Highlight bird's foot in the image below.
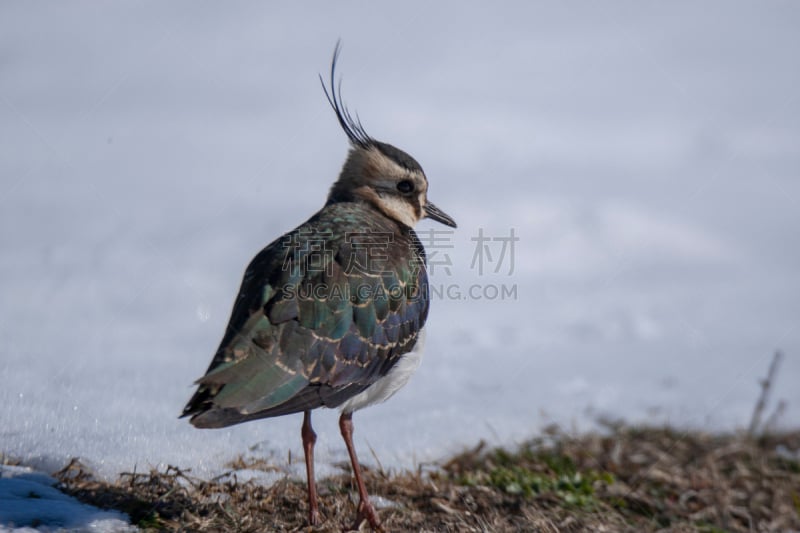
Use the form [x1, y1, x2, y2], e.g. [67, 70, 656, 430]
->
[308, 508, 322, 527]
[347, 499, 383, 532]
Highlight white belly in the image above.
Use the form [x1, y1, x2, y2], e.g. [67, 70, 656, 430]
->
[338, 329, 426, 414]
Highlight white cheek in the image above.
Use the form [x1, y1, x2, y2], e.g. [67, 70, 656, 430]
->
[378, 196, 418, 227]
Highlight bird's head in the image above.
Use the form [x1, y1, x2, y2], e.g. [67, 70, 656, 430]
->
[321, 44, 456, 230]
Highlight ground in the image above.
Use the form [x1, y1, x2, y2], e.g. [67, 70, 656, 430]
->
[47, 424, 800, 532]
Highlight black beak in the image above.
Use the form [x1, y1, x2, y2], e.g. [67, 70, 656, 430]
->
[424, 202, 457, 228]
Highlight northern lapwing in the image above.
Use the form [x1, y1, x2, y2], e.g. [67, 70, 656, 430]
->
[181, 43, 456, 531]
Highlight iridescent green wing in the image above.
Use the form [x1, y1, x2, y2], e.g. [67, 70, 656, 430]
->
[181, 228, 314, 423]
[302, 222, 430, 406]
[183, 205, 429, 424]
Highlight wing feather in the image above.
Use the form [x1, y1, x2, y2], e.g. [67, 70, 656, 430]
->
[182, 203, 429, 427]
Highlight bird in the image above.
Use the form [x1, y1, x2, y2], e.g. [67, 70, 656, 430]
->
[181, 43, 456, 531]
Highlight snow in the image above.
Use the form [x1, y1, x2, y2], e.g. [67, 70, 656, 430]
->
[0, 466, 133, 532]
[2, 2, 800, 530]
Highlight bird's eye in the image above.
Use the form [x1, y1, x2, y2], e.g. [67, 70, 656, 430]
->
[396, 180, 415, 194]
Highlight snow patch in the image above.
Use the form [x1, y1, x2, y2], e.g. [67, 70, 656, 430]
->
[0, 466, 133, 532]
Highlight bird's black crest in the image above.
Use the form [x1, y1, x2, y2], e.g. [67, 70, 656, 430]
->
[374, 141, 424, 173]
[320, 41, 374, 148]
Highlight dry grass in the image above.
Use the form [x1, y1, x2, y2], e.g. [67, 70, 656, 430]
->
[53, 424, 800, 532]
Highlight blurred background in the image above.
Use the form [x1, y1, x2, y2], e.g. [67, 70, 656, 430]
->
[1, 2, 798, 479]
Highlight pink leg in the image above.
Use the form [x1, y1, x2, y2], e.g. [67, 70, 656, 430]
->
[301, 410, 321, 526]
[339, 412, 383, 532]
